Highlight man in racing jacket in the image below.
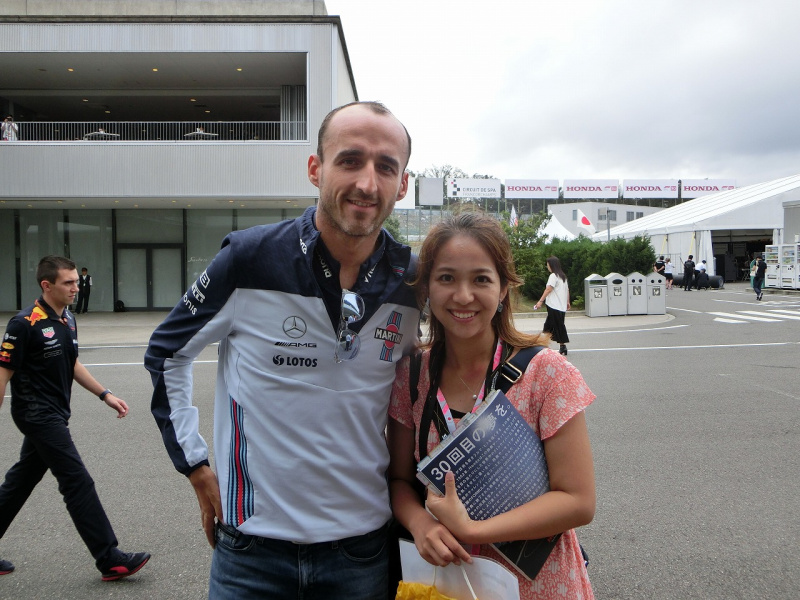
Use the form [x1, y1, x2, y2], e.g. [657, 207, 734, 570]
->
[145, 101, 418, 599]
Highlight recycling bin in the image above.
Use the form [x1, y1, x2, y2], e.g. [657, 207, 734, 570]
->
[626, 272, 647, 315]
[606, 272, 627, 316]
[584, 274, 608, 318]
[646, 272, 666, 314]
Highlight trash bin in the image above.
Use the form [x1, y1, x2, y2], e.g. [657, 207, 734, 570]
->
[646, 272, 666, 314]
[626, 272, 647, 315]
[606, 272, 627, 316]
[584, 274, 608, 318]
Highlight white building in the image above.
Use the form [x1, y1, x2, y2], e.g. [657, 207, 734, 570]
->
[0, 0, 355, 311]
[592, 174, 800, 280]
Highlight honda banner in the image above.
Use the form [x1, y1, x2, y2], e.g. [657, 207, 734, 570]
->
[504, 179, 559, 199]
[681, 179, 737, 198]
[622, 179, 679, 199]
[562, 179, 619, 200]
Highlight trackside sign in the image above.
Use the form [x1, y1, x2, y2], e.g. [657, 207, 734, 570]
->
[505, 179, 559, 199]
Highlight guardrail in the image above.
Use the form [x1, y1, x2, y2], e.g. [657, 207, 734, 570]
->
[9, 121, 307, 142]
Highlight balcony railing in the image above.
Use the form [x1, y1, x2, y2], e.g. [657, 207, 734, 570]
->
[10, 121, 307, 142]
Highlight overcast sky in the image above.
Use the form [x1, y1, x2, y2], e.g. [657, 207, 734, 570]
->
[325, 0, 800, 186]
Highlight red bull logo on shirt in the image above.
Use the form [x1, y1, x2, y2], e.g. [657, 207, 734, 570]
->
[25, 306, 47, 326]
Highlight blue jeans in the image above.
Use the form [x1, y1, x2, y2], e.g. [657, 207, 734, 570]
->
[209, 521, 389, 600]
[754, 277, 764, 297]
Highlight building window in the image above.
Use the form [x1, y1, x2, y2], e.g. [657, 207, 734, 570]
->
[608, 209, 617, 221]
[626, 211, 635, 222]
[572, 209, 578, 221]
[636, 211, 644, 219]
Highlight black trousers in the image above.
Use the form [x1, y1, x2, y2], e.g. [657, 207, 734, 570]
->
[76, 288, 90, 313]
[0, 416, 118, 569]
[683, 272, 694, 290]
[543, 305, 570, 344]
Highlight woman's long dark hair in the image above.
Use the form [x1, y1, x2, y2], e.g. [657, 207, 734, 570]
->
[414, 210, 549, 350]
[547, 256, 567, 282]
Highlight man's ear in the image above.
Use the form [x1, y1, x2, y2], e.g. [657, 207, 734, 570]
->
[395, 171, 409, 202]
[308, 154, 322, 188]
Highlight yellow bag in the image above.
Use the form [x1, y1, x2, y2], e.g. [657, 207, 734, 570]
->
[395, 563, 478, 600]
[395, 580, 458, 600]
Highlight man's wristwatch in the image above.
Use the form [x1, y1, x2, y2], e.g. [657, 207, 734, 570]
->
[99, 389, 112, 401]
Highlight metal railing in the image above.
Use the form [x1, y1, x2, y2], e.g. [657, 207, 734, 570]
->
[11, 121, 307, 142]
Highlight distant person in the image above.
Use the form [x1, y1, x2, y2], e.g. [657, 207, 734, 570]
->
[683, 255, 696, 291]
[1, 116, 18, 141]
[749, 254, 759, 290]
[663, 258, 674, 289]
[0, 255, 150, 581]
[76, 267, 92, 313]
[654, 256, 665, 275]
[535, 256, 571, 356]
[695, 260, 709, 290]
[753, 255, 767, 300]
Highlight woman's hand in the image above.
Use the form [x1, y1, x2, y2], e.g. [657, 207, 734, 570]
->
[425, 472, 479, 543]
[409, 510, 473, 567]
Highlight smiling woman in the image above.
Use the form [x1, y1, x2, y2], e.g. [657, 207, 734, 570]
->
[387, 211, 597, 600]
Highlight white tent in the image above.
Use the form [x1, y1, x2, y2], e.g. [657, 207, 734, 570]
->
[541, 214, 577, 241]
[592, 174, 800, 277]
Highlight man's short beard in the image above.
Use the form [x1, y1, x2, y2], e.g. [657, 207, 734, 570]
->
[318, 196, 386, 239]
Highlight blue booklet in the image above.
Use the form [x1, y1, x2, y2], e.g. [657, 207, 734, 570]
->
[416, 389, 560, 581]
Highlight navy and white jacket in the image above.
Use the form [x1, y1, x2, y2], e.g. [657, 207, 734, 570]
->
[145, 207, 419, 543]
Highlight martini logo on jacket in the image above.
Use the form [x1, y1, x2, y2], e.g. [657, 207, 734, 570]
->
[375, 311, 403, 362]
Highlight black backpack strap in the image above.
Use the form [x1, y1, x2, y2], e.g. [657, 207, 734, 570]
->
[497, 346, 546, 393]
[417, 349, 450, 463]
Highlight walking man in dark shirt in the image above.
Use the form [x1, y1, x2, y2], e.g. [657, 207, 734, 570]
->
[753, 255, 767, 300]
[654, 256, 665, 275]
[683, 255, 696, 291]
[0, 255, 150, 581]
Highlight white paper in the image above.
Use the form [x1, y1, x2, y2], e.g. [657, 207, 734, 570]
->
[399, 539, 520, 600]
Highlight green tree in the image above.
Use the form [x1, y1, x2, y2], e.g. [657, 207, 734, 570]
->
[500, 211, 551, 300]
[383, 213, 406, 243]
[597, 235, 656, 276]
[502, 219, 655, 308]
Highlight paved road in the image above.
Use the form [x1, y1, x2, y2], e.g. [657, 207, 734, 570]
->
[0, 282, 798, 599]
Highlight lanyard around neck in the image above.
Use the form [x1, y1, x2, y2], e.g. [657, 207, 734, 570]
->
[435, 340, 505, 435]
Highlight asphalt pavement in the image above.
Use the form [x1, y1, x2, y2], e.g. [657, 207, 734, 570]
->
[0, 282, 798, 599]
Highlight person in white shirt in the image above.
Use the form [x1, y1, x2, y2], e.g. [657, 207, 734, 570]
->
[534, 256, 571, 356]
[1, 116, 18, 141]
[663, 258, 674, 289]
[695, 259, 709, 290]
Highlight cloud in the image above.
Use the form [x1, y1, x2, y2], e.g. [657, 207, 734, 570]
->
[329, 0, 800, 185]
